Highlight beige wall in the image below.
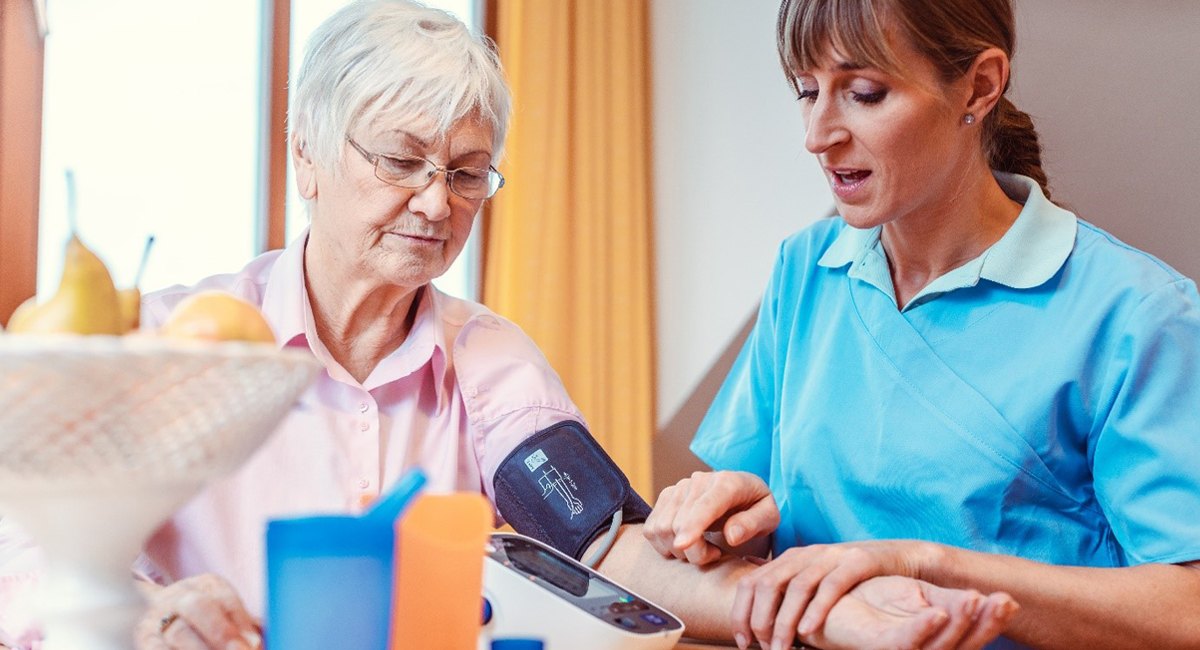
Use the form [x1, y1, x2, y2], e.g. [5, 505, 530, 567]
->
[1011, 0, 1200, 281]
[650, 0, 1200, 488]
[651, 0, 831, 435]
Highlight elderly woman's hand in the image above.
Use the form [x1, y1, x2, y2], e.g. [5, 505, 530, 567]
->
[134, 574, 260, 650]
[643, 471, 780, 565]
[795, 576, 1018, 650]
[732, 540, 996, 649]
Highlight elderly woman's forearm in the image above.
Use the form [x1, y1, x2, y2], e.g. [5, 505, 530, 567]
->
[930, 544, 1200, 650]
[592, 524, 750, 640]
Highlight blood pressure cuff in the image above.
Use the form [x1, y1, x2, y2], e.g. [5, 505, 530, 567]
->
[493, 420, 652, 560]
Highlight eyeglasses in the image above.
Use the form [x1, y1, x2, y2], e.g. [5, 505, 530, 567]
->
[346, 137, 505, 200]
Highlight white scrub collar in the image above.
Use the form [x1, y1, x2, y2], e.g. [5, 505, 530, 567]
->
[817, 172, 1078, 292]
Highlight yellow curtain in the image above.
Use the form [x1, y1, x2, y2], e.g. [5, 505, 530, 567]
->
[484, 0, 656, 497]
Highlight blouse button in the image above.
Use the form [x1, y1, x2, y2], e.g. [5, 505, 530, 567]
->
[358, 478, 370, 489]
[358, 402, 369, 413]
[359, 420, 370, 432]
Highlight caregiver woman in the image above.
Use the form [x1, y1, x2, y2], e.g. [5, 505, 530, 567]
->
[643, 0, 1200, 649]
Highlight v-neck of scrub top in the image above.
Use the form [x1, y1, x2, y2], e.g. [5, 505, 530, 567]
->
[816, 173, 1078, 313]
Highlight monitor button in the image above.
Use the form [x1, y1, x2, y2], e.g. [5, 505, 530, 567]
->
[640, 613, 668, 626]
[615, 617, 638, 629]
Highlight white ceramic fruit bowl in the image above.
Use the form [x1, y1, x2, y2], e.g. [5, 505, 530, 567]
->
[0, 335, 323, 650]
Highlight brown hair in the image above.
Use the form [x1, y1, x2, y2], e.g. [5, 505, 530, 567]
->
[776, 0, 1051, 197]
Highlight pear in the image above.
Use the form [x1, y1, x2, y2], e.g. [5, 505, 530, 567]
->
[159, 291, 276, 344]
[117, 235, 156, 333]
[8, 235, 123, 336]
[117, 288, 141, 332]
[6, 296, 37, 332]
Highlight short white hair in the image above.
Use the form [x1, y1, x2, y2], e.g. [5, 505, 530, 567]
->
[290, 0, 511, 170]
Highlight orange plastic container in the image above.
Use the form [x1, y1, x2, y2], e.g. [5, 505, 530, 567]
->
[390, 493, 492, 650]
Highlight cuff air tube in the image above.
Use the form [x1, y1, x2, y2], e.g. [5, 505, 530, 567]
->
[493, 420, 651, 560]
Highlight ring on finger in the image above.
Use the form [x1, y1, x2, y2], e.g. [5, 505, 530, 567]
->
[160, 613, 180, 634]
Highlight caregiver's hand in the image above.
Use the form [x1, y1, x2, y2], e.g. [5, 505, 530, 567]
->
[734, 540, 995, 647]
[644, 471, 779, 565]
[795, 576, 1019, 650]
[134, 574, 261, 650]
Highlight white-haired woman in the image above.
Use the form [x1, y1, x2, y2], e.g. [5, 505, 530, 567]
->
[0, 2, 1020, 650]
[131, 1, 544, 648]
[1, 2, 526, 648]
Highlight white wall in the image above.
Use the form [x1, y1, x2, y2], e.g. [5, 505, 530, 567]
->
[651, 0, 1200, 432]
[651, 0, 831, 428]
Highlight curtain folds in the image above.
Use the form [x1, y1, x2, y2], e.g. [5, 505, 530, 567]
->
[484, 0, 656, 497]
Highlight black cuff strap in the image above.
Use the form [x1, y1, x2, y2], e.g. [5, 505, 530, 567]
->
[493, 420, 651, 560]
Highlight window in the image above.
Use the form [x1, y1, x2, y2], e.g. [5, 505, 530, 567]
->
[39, 0, 482, 301]
[38, 0, 261, 295]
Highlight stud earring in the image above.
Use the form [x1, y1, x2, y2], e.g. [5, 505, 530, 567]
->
[964, 114, 976, 125]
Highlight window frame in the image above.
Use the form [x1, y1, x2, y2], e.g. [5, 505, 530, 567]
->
[0, 0, 47, 326]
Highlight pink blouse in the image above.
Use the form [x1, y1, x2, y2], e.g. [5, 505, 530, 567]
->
[0, 232, 583, 646]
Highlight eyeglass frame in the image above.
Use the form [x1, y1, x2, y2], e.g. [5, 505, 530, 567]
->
[345, 136, 505, 199]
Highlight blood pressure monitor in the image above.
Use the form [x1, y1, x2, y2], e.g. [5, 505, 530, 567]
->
[479, 533, 685, 650]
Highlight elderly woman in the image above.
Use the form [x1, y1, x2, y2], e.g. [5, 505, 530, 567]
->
[0, 2, 1020, 650]
[643, 1, 1200, 649]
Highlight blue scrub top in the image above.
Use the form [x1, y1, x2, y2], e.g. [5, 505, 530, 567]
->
[692, 173, 1200, 572]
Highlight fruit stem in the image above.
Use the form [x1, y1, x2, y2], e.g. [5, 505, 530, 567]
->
[65, 168, 78, 233]
[134, 235, 155, 287]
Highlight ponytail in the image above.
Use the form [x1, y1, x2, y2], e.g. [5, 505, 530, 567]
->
[986, 97, 1051, 198]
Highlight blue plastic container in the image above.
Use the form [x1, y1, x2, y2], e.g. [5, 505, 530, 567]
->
[491, 639, 545, 650]
[265, 515, 394, 650]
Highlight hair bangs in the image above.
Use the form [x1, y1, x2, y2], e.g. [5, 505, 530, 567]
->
[358, 26, 510, 156]
[291, 0, 511, 174]
[777, 0, 903, 92]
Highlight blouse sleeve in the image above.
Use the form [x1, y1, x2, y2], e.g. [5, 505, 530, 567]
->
[453, 313, 587, 512]
[1091, 278, 1200, 565]
[0, 517, 42, 649]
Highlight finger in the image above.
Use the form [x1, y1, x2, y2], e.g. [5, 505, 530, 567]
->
[748, 550, 826, 640]
[954, 593, 1019, 650]
[681, 538, 724, 566]
[645, 485, 681, 555]
[175, 590, 244, 650]
[722, 493, 780, 546]
[796, 562, 870, 636]
[952, 598, 1000, 650]
[162, 617, 212, 650]
[138, 636, 170, 650]
[676, 472, 773, 549]
[134, 617, 171, 650]
[201, 576, 262, 643]
[890, 606, 951, 650]
[650, 481, 677, 510]
[664, 479, 696, 549]
[921, 590, 982, 650]
[731, 568, 763, 649]
[672, 476, 724, 550]
[749, 570, 790, 649]
[770, 579, 813, 650]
